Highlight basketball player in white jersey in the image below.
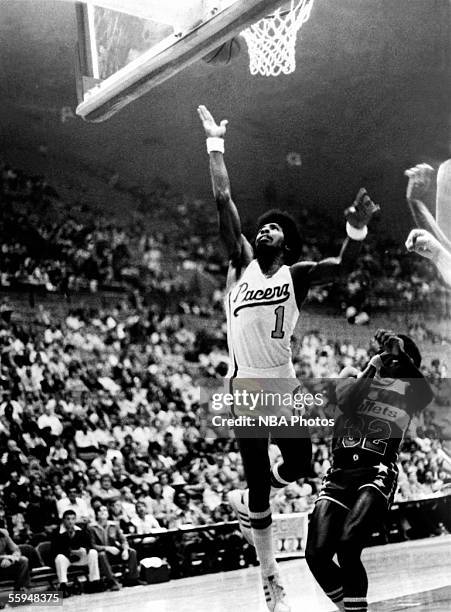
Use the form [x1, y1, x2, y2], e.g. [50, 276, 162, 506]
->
[405, 160, 451, 287]
[197, 104, 379, 612]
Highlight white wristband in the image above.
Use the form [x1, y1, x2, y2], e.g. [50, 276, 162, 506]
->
[206, 137, 225, 154]
[346, 222, 368, 241]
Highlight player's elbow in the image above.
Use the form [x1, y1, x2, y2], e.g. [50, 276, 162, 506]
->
[215, 188, 232, 208]
[331, 256, 347, 276]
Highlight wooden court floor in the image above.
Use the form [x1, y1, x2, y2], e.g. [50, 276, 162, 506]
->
[19, 537, 451, 612]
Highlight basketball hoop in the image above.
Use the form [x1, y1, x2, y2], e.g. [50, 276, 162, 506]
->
[241, 0, 315, 76]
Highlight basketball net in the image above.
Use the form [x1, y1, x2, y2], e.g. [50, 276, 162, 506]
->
[241, 0, 315, 76]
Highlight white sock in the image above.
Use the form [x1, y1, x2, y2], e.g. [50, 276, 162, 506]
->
[251, 523, 278, 577]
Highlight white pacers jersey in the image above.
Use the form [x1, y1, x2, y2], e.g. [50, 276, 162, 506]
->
[225, 259, 299, 378]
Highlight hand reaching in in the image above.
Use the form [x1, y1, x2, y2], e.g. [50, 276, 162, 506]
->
[405, 228, 442, 261]
[374, 329, 405, 356]
[197, 105, 228, 138]
[405, 163, 434, 202]
[345, 188, 380, 229]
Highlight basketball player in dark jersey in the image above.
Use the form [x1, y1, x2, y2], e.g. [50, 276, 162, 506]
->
[305, 329, 433, 612]
[197, 104, 379, 611]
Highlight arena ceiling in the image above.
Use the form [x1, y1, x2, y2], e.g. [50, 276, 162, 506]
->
[0, 0, 450, 235]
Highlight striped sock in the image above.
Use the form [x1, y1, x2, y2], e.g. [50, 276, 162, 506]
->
[343, 596, 368, 611]
[249, 508, 277, 577]
[326, 586, 344, 610]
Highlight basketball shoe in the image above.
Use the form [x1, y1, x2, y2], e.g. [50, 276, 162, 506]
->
[228, 490, 291, 611]
[263, 572, 291, 612]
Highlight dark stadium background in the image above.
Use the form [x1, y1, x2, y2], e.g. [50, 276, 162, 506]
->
[1, 0, 450, 237]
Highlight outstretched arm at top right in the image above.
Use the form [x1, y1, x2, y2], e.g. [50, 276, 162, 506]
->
[405, 163, 451, 252]
[406, 228, 451, 287]
[197, 105, 253, 271]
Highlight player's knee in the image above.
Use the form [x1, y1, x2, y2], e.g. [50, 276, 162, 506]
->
[305, 538, 331, 571]
[305, 543, 318, 569]
[276, 464, 302, 483]
[55, 554, 68, 565]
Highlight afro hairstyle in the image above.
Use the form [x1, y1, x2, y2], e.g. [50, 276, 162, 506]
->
[254, 209, 301, 265]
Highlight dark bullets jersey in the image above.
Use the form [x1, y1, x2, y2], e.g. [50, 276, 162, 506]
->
[332, 376, 413, 468]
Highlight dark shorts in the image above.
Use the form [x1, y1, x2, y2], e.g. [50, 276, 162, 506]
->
[316, 463, 398, 511]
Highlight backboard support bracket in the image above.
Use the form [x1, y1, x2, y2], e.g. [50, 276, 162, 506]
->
[75, 0, 284, 122]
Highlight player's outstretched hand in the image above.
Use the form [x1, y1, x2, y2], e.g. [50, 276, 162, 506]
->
[197, 105, 228, 138]
[405, 228, 441, 261]
[344, 188, 380, 229]
[404, 163, 434, 202]
[374, 328, 394, 346]
[374, 329, 404, 356]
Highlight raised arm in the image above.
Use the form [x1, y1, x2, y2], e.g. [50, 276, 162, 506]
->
[405, 163, 451, 287]
[197, 105, 253, 275]
[406, 228, 451, 287]
[290, 188, 379, 296]
[376, 330, 433, 412]
[405, 163, 451, 251]
[335, 354, 381, 416]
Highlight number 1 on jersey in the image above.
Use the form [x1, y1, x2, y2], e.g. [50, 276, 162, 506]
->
[271, 305, 285, 339]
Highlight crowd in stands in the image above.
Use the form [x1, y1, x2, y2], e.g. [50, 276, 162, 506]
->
[0, 304, 449, 548]
[0, 160, 450, 593]
[1, 161, 450, 317]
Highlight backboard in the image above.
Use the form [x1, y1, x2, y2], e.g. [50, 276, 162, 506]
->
[75, 0, 285, 122]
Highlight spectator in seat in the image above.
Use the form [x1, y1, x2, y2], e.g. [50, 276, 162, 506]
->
[1, 403, 24, 448]
[91, 445, 114, 476]
[1, 443, 28, 476]
[131, 501, 161, 535]
[56, 486, 94, 524]
[109, 499, 135, 534]
[92, 475, 121, 505]
[202, 476, 223, 512]
[47, 439, 69, 467]
[159, 472, 175, 502]
[85, 467, 100, 496]
[88, 505, 142, 589]
[22, 429, 47, 463]
[41, 486, 60, 533]
[111, 465, 132, 490]
[0, 393, 22, 421]
[105, 440, 123, 466]
[169, 490, 208, 528]
[26, 484, 53, 539]
[0, 527, 30, 592]
[120, 487, 138, 519]
[74, 422, 99, 461]
[3, 470, 28, 516]
[148, 482, 177, 528]
[37, 401, 63, 441]
[52, 510, 101, 597]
